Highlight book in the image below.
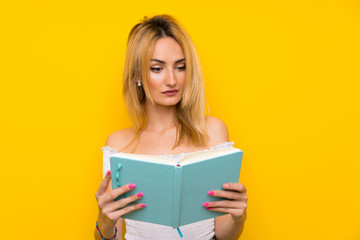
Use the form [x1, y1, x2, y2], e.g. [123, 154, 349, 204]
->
[110, 146, 243, 228]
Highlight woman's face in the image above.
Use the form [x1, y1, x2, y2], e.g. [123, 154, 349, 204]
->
[146, 37, 186, 107]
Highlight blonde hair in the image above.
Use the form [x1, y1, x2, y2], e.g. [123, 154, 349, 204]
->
[122, 14, 208, 151]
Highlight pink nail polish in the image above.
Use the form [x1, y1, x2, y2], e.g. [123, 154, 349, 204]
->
[106, 170, 111, 176]
[137, 192, 143, 197]
[208, 191, 215, 195]
[206, 207, 211, 210]
[140, 204, 146, 208]
[128, 183, 135, 189]
[203, 202, 209, 207]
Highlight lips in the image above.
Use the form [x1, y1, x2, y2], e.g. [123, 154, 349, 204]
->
[162, 89, 178, 94]
[162, 89, 179, 96]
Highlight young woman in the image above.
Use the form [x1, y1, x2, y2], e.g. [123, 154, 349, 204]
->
[95, 15, 248, 240]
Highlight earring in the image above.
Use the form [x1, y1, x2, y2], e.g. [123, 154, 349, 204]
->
[137, 80, 141, 87]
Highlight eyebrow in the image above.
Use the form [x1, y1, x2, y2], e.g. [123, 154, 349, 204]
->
[150, 58, 185, 64]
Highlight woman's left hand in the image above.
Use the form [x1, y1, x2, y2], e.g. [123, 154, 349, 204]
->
[204, 183, 248, 223]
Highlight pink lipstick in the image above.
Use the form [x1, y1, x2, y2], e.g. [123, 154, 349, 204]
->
[162, 89, 178, 96]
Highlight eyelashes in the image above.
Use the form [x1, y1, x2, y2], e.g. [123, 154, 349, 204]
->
[150, 67, 161, 72]
[150, 66, 186, 73]
[177, 66, 186, 71]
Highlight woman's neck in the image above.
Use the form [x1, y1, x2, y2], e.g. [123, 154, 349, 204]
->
[144, 101, 177, 133]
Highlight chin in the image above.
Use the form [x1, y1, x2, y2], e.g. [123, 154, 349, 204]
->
[154, 99, 182, 107]
[162, 102, 181, 107]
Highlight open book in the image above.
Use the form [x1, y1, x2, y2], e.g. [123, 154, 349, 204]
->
[110, 146, 243, 228]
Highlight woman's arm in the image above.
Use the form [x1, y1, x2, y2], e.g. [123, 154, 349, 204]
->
[94, 129, 144, 240]
[211, 183, 248, 240]
[215, 211, 246, 239]
[206, 116, 248, 239]
[94, 178, 124, 240]
[94, 172, 145, 240]
[94, 214, 122, 240]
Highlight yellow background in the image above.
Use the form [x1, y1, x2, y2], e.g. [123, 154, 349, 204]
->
[1, 1, 359, 239]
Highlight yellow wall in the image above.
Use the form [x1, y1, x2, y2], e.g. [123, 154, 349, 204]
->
[1, 1, 359, 239]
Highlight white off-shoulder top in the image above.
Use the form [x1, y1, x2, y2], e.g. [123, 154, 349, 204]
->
[101, 142, 234, 240]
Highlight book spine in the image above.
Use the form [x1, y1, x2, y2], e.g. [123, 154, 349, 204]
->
[171, 165, 183, 228]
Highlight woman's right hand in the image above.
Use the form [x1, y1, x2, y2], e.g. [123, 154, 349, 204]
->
[95, 170, 146, 238]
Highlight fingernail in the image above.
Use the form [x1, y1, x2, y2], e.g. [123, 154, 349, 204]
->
[128, 183, 135, 189]
[203, 202, 209, 207]
[106, 170, 111, 176]
[206, 207, 211, 210]
[137, 192, 143, 197]
[223, 183, 229, 188]
[208, 191, 215, 195]
[140, 204, 146, 208]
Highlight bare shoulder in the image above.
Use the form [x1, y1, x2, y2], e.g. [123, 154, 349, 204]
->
[105, 127, 135, 151]
[206, 116, 229, 147]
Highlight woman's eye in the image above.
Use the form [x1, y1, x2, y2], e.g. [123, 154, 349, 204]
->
[150, 67, 162, 72]
[177, 66, 186, 71]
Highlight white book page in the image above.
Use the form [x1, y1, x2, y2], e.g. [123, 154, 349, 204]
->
[180, 147, 240, 165]
[111, 152, 175, 165]
[111, 147, 240, 166]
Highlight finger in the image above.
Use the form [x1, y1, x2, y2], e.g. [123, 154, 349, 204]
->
[96, 170, 112, 197]
[205, 206, 246, 218]
[222, 183, 246, 193]
[111, 203, 146, 220]
[203, 200, 247, 209]
[208, 189, 243, 200]
[104, 183, 136, 202]
[108, 192, 144, 212]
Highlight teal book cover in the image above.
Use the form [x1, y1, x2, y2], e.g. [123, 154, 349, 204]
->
[110, 147, 243, 228]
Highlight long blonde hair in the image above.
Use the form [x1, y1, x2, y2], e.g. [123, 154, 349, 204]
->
[122, 14, 208, 151]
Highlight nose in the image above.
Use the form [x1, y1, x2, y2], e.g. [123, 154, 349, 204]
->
[165, 68, 176, 86]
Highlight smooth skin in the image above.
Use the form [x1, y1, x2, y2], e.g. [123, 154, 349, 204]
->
[95, 37, 247, 240]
